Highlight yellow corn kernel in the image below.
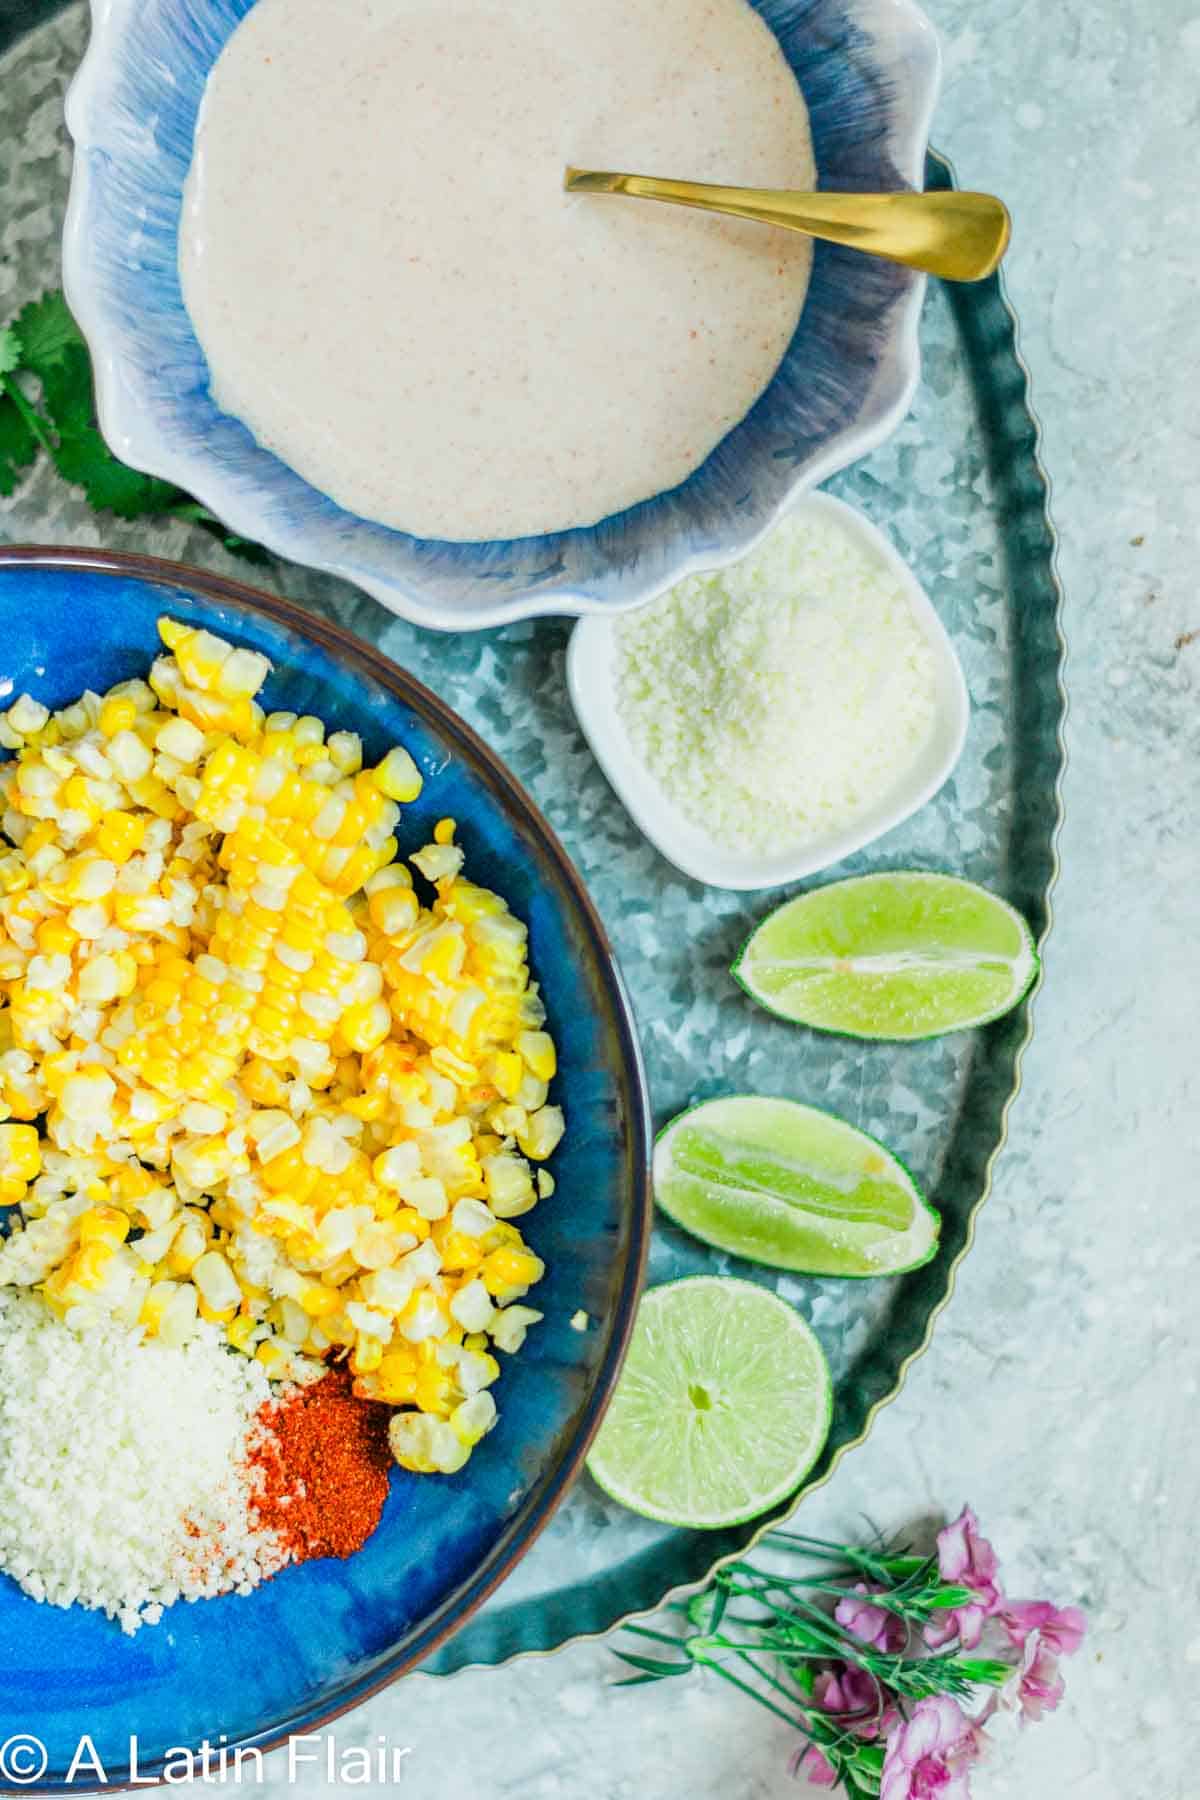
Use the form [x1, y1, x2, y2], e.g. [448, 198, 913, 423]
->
[375, 1350, 419, 1404]
[490, 1051, 524, 1102]
[93, 810, 146, 865]
[368, 885, 420, 937]
[127, 775, 180, 820]
[20, 819, 57, 856]
[0, 1123, 42, 1185]
[343, 1089, 386, 1123]
[436, 1230, 484, 1274]
[197, 1296, 238, 1325]
[372, 746, 422, 804]
[227, 1313, 260, 1354]
[433, 817, 456, 846]
[77, 1206, 131, 1246]
[112, 951, 139, 998]
[240, 1058, 288, 1107]
[70, 1241, 118, 1293]
[167, 1212, 209, 1275]
[413, 1364, 455, 1416]
[481, 1245, 544, 1295]
[255, 1338, 290, 1376]
[449, 1391, 497, 1447]
[99, 694, 139, 736]
[63, 774, 101, 819]
[516, 1030, 557, 1084]
[113, 1163, 157, 1204]
[350, 1334, 383, 1375]
[387, 1206, 429, 1243]
[299, 1282, 342, 1319]
[338, 998, 392, 1054]
[35, 916, 78, 958]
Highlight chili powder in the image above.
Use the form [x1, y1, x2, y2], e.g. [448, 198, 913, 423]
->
[250, 1364, 392, 1562]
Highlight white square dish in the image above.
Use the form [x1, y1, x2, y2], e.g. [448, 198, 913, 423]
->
[566, 491, 969, 891]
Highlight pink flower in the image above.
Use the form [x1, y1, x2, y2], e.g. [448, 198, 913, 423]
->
[789, 1743, 839, 1789]
[923, 1508, 1003, 1651]
[836, 1584, 907, 1654]
[992, 1604, 1086, 1723]
[812, 1664, 898, 1741]
[880, 1697, 986, 1800]
[1000, 1601, 1087, 1658]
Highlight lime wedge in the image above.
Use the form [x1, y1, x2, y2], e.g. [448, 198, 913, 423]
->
[587, 1276, 832, 1529]
[734, 871, 1038, 1040]
[655, 1095, 937, 1277]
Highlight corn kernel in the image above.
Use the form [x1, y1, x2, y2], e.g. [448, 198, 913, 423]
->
[98, 695, 139, 736]
[77, 1206, 131, 1246]
[94, 810, 147, 865]
[481, 1245, 545, 1295]
[373, 746, 423, 804]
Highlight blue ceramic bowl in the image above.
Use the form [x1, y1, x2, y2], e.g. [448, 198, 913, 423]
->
[0, 547, 652, 1785]
[62, 0, 940, 630]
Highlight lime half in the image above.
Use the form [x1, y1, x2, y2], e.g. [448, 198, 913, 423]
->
[587, 1276, 832, 1528]
[734, 871, 1038, 1040]
[654, 1095, 938, 1278]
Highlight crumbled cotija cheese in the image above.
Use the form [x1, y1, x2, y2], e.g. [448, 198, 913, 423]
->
[0, 1292, 286, 1633]
[615, 509, 939, 852]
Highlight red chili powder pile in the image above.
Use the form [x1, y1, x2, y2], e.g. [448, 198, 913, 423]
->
[248, 1364, 392, 1562]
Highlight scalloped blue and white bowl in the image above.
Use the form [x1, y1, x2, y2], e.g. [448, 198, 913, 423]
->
[63, 0, 940, 632]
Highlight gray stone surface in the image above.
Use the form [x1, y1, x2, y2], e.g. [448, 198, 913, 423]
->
[1, 0, 1196, 1794]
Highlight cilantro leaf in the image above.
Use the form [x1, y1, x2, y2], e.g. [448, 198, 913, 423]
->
[1, 288, 272, 562]
[12, 292, 86, 383]
[0, 394, 38, 497]
[38, 342, 95, 437]
[51, 422, 189, 519]
[0, 327, 22, 380]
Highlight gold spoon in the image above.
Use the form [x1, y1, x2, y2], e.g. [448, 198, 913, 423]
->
[563, 168, 1010, 282]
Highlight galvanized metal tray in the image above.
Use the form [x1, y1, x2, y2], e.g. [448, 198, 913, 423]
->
[0, 2, 1065, 1677]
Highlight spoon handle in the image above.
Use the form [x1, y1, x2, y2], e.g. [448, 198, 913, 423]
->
[564, 170, 1011, 283]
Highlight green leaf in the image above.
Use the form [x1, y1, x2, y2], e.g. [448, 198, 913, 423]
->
[37, 343, 96, 437]
[0, 327, 21, 379]
[686, 1586, 728, 1635]
[1, 289, 273, 559]
[852, 1744, 886, 1773]
[51, 422, 187, 519]
[12, 291, 86, 382]
[0, 393, 38, 497]
[927, 1586, 974, 1609]
[953, 1656, 1012, 1687]
[611, 1651, 693, 1680]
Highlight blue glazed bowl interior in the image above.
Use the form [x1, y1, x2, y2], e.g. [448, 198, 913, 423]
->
[0, 554, 649, 1784]
[66, 0, 931, 624]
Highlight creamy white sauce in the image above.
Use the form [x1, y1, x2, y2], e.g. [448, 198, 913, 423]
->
[180, 0, 814, 543]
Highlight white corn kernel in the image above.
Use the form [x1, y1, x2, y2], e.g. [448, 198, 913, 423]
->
[8, 694, 50, 735]
[449, 1279, 495, 1334]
